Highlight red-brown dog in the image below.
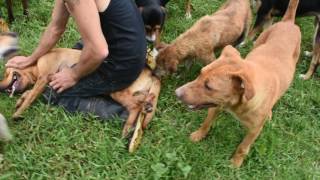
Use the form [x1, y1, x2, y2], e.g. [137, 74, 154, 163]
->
[155, 0, 252, 77]
[175, 0, 301, 167]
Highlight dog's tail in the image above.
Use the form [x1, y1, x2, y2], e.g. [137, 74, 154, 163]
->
[282, 0, 299, 23]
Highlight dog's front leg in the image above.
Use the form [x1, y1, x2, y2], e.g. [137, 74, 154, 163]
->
[190, 107, 220, 142]
[230, 116, 266, 168]
[13, 78, 48, 119]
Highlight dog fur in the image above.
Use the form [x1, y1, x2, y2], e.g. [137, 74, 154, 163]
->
[249, 0, 320, 80]
[154, 0, 252, 77]
[0, 48, 161, 137]
[175, 0, 300, 167]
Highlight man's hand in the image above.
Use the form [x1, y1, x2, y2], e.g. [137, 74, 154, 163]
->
[49, 67, 79, 93]
[5, 56, 36, 69]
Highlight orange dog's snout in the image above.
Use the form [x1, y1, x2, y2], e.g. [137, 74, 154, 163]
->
[175, 87, 185, 100]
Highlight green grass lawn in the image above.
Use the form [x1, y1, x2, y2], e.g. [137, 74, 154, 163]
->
[0, 0, 320, 179]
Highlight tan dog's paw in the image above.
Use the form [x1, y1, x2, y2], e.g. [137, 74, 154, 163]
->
[185, 12, 192, 19]
[122, 124, 134, 138]
[299, 74, 310, 80]
[230, 157, 244, 168]
[189, 130, 207, 142]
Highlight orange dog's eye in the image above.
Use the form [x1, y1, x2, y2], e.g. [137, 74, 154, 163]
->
[204, 80, 213, 91]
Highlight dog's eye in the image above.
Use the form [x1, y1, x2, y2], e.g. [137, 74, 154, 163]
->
[204, 80, 213, 91]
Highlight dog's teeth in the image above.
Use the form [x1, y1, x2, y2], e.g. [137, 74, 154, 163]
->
[188, 105, 196, 109]
[9, 86, 15, 98]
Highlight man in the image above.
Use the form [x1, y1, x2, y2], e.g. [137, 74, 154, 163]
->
[6, 0, 147, 119]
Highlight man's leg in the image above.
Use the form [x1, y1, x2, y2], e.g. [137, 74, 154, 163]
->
[43, 87, 128, 120]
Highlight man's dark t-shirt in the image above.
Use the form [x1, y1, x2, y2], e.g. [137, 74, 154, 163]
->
[98, 0, 146, 85]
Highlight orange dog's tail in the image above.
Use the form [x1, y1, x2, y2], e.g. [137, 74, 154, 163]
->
[282, 0, 299, 23]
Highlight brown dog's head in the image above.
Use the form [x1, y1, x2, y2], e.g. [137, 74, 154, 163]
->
[154, 42, 179, 78]
[0, 32, 18, 59]
[175, 46, 255, 110]
[0, 67, 36, 96]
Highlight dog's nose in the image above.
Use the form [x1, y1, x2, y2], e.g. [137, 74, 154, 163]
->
[175, 87, 184, 100]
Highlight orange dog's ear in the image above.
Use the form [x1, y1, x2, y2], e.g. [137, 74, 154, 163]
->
[221, 45, 241, 59]
[232, 72, 255, 102]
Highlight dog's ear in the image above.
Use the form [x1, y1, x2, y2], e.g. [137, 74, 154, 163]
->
[221, 45, 241, 59]
[232, 72, 255, 102]
[156, 42, 168, 51]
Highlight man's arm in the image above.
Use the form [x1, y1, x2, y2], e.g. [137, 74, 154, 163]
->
[6, 0, 69, 68]
[29, 0, 70, 62]
[50, 0, 108, 93]
[65, 0, 108, 80]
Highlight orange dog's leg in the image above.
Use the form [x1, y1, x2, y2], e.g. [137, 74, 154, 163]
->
[13, 78, 48, 119]
[230, 116, 266, 168]
[122, 109, 140, 137]
[190, 107, 220, 142]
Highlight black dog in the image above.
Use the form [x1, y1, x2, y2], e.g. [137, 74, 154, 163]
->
[249, 0, 320, 80]
[135, 0, 170, 46]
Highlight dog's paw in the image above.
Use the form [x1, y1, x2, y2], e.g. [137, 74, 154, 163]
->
[230, 157, 244, 168]
[122, 124, 134, 138]
[299, 74, 310, 80]
[304, 51, 313, 57]
[185, 12, 192, 19]
[189, 130, 206, 142]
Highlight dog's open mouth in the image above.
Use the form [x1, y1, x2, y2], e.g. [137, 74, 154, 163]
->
[187, 103, 218, 110]
[5, 72, 20, 97]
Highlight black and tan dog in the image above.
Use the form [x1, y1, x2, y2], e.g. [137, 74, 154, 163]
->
[154, 0, 252, 77]
[176, 0, 300, 167]
[135, 0, 170, 46]
[0, 48, 161, 137]
[5, 0, 29, 23]
[249, 0, 320, 80]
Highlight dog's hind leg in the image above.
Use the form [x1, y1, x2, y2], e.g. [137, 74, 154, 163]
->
[231, 115, 266, 168]
[22, 0, 28, 16]
[190, 107, 220, 142]
[300, 17, 320, 80]
[248, 5, 273, 41]
[13, 78, 48, 119]
[142, 77, 161, 129]
[5, 0, 14, 23]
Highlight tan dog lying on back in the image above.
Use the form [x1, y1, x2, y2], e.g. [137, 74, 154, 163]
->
[0, 48, 160, 137]
[154, 0, 251, 77]
[175, 0, 301, 167]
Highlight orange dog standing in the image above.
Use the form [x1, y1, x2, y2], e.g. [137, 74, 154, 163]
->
[176, 0, 301, 167]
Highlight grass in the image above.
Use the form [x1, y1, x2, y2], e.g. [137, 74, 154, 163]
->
[0, 0, 320, 179]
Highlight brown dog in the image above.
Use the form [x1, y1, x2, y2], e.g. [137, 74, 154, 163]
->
[154, 0, 252, 77]
[6, 0, 29, 23]
[0, 48, 161, 137]
[175, 0, 300, 167]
